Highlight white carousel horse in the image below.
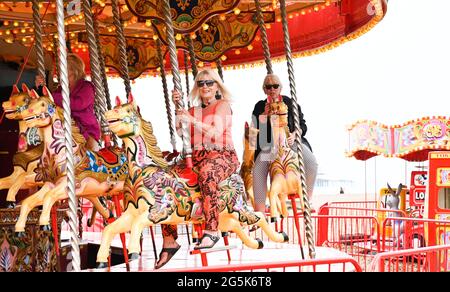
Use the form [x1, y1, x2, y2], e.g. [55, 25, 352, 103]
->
[95, 95, 288, 268]
[14, 88, 127, 234]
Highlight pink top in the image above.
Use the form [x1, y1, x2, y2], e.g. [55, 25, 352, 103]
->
[188, 100, 234, 150]
[52, 79, 100, 141]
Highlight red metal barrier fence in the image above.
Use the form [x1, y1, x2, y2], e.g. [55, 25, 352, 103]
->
[162, 257, 362, 272]
[367, 244, 450, 272]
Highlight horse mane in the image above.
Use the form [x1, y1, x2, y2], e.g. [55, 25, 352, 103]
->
[139, 118, 168, 168]
[55, 104, 86, 145]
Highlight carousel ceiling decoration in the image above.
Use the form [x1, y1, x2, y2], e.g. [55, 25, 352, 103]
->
[152, 11, 275, 62]
[78, 33, 161, 79]
[347, 117, 450, 162]
[0, 0, 388, 77]
[125, 0, 240, 33]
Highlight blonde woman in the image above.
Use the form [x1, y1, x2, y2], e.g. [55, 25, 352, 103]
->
[172, 69, 239, 250]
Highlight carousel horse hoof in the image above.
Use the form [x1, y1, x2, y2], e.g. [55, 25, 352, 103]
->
[96, 262, 108, 269]
[271, 217, 277, 223]
[194, 233, 220, 250]
[108, 210, 115, 219]
[281, 232, 289, 242]
[40, 225, 52, 232]
[221, 232, 229, 237]
[15, 232, 26, 238]
[87, 219, 93, 227]
[129, 253, 140, 261]
[154, 245, 181, 270]
[256, 238, 264, 249]
[6, 202, 16, 209]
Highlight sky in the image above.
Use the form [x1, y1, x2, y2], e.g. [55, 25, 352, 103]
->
[107, 0, 450, 198]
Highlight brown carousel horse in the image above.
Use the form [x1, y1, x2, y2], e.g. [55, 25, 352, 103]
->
[241, 98, 304, 220]
[1, 84, 44, 207]
[95, 95, 288, 268]
[14, 87, 127, 234]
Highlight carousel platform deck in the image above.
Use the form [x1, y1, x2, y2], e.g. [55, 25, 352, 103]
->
[66, 230, 356, 272]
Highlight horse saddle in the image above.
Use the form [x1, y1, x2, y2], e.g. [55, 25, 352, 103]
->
[97, 147, 123, 165]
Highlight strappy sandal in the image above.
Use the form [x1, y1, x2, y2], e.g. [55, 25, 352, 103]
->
[154, 244, 181, 269]
[194, 232, 220, 250]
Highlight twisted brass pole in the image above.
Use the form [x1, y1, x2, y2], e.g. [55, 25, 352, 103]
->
[183, 50, 190, 95]
[156, 38, 177, 151]
[280, 0, 315, 259]
[254, 0, 273, 75]
[82, 0, 109, 139]
[216, 59, 224, 82]
[111, 0, 132, 97]
[162, 0, 192, 162]
[32, 0, 46, 80]
[56, 0, 80, 271]
[186, 35, 198, 78]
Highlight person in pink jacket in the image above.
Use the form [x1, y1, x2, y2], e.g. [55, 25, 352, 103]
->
[36, 53, 100, 150]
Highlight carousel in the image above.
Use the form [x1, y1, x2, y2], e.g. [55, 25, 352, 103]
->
[2, 0, 430, 273]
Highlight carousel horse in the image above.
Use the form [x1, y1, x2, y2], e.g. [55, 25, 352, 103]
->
[240, 122, 259, 207]
[0, 84, 44, 207]
[14, 87, 127, 234]
[266, 100, 304, 219]
[95, 95, 288, 267]
[241, 99, 304, 220]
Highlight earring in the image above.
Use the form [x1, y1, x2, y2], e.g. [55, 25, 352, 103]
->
[215, 91, 222, 100]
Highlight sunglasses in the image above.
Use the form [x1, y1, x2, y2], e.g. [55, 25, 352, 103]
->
[197, 80, 216, 88]
[265, 84, 280, 90]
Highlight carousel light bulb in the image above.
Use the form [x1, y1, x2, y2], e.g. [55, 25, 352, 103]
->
[247, 44, 253, 51]
[5, 30, 10, 35]
[51, 3, 56, 8]
[153, 35, 159, 41]
[233, 8, 241, 15]
[70, 32, 76, 37]
[190, 33, 196, 39]
[12, 29, 18, 34]
[235, 49, 241, 55]
[314, 5, 320, 12]
[175, 33, 182, 41]
[4, 21, 9, 26]
[202, 23, 209, 30]
[145, 20, 151, 27]
[198, 61, 204, 67]
[21, 28, 26, 33]
[108, 27, 113, 33]
[13, 21, 19, 27]
[301, 10, 306, 15]
[221, 55, 227, 61]
[219, 14, 226, 21]
[0, 31, 2, 36]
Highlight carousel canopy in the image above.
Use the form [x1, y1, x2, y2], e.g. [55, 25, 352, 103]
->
[0, 0, 387, 79]
[347, 117, 450, 162]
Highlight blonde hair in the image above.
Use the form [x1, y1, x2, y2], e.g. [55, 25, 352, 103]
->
[189, 69, 232, 107]
[262, 74, 283, 92]
[67, 53, 86, 82]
